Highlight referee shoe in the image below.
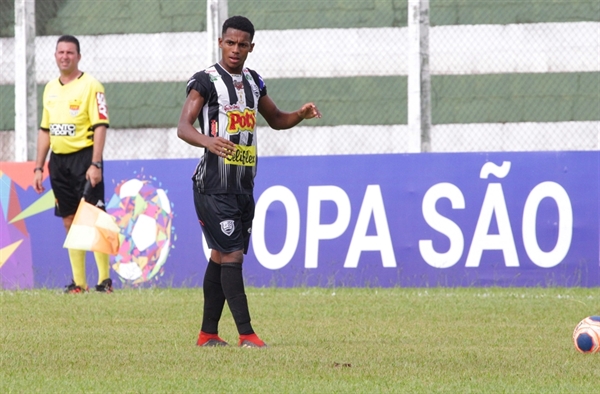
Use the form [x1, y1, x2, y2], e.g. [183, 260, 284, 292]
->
[64, 280, 87, 294]
[95, 278, 113, 293]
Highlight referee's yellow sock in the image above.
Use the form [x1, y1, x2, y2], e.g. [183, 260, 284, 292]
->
[68, 248, 87, 288]
[94, 252, 110, 285]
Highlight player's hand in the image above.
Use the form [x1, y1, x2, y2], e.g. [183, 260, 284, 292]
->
[297, 103, 322, 120]
[33, 171, 45, 194]
[86, 165, 102, 187]
[207, 137, 236, 158]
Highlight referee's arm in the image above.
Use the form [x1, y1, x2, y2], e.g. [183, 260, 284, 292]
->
[33, 129, 50, 194]
[87, 124, 107, 187]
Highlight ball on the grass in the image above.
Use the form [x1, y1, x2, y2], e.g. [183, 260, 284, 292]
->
[572, 316, 600, 354]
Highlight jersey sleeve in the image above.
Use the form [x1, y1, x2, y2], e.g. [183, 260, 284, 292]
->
[255, 72, 267, 97]
[40, 84, 50, 131]
[40, 105, 50, 131]
[186, 71, 212, 98]
[88, 78, 110, 128]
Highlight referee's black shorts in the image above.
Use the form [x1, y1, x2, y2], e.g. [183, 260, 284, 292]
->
[193, 188, 254, 254]
[49, 146, 105, 218]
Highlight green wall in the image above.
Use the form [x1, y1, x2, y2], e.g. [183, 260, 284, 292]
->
[1, 0, 598, 37]
[2, 72, 597, 130]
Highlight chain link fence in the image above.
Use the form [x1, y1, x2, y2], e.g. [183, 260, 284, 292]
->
[1, 0, 599, 161]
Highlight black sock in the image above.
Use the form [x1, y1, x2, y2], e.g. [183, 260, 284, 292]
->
[200, 259, 226, 334]
[221, 263, 254, 335]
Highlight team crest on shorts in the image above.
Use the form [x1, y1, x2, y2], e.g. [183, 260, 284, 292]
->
[220, 220, 235, 236]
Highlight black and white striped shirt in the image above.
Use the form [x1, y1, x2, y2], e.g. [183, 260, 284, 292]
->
[186, 63, 267, 194]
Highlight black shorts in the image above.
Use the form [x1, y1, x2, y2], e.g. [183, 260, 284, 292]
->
[193, 188, 255, 254]
[49, 147, 105, 217]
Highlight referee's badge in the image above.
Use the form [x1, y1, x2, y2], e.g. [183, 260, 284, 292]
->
[69, 99, 81, 117]
[220, 220, 235, 236]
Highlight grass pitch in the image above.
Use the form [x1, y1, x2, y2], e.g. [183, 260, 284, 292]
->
[1, 287, 598, 393]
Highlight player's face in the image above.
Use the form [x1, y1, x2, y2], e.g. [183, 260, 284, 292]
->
[55, 42, 81, 75]
[218, 28, 254, 74]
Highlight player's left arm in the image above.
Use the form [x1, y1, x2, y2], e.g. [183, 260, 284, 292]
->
[258, 94, 321, 130]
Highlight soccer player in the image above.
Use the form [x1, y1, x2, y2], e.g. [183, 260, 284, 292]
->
[177, 16, 321, 347]
[33, 35, 113, 294]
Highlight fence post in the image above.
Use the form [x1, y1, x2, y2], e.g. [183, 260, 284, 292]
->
[206, 0, 228, 64]
[14, 0, 37, 162]
[407, 0, 431, 153]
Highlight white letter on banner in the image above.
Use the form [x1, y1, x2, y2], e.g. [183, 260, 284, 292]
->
[466, 184, 519, 267]
[344, 185, 396, 268]
[522, 182, 572, 268]
[419, 183, 465, 268]
[305, 186, 351, 268]
[253, 186, 300, 270]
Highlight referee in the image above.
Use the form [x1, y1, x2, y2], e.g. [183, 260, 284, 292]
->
[33, 35, 113, 294]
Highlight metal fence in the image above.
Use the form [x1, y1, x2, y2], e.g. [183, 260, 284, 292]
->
[1, 0, 599, 162]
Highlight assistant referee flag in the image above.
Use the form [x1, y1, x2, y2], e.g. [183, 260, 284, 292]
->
[63, 198, 120, 255]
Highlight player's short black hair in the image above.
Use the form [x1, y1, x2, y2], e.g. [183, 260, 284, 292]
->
[222, 16, 255, 41]
[57, 35, 80, 54]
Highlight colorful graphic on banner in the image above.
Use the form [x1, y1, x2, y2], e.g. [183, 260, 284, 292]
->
[0, 163, 54, 289]
[106, 176, 174, 285]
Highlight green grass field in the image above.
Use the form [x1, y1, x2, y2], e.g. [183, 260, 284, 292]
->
[1, 287, 598, 393]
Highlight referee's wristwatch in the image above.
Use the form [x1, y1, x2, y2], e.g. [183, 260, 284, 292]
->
[91, 161, 103, 169]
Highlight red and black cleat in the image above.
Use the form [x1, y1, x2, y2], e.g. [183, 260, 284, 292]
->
[197, 331, 229, 347]
[238, 333, 267, 348]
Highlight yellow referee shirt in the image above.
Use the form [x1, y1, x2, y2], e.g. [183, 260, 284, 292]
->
[41, 72, 109, 154]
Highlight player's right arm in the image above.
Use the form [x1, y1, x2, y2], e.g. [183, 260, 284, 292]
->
[32, 129, 50, 194]
[177, 89, 236, 158]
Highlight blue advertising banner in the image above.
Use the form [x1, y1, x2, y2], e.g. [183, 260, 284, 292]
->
[1, 151, 598, 289]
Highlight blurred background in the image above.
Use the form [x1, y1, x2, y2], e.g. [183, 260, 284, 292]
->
[1, 0, 599, 161]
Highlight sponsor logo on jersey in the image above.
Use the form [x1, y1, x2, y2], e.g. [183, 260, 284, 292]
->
[220, 220, 235, 236]
[210, 120, 218, 137]
[226, 109, 256, 134]
[49, 123, 76, 136]
[205, 68, 220, 82]
[69, 99, 81, 117]
[225, 145, 256, 167]
[224, 104, 242, 112]
[237, 90, 245, 104]
[244, 71, 261, 98]
[96, 92, 108, 120]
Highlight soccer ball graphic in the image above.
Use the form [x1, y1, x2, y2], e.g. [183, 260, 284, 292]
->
[572, 316, 600, 354]
[107, 178, 173, 285]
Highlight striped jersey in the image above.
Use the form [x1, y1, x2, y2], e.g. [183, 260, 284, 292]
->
[186, 63, 267, 194]
[40, 72, 109, 154]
